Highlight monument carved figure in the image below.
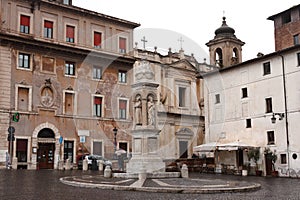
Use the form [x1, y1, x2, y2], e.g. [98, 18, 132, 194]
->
[134, 95, 142, 125]
[147, 95, 155, 126]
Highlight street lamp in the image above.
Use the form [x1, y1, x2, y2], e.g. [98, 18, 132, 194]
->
[113, 127, 118, 158]
[271, 112, 285, 124]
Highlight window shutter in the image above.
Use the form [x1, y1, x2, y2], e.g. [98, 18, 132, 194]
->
[94, 97, 102, 105]
[44, 21, 53, 28]
[21, 15, 30, 26]
[119, 37, 126, 49]
[119, 100, 127, 109]
[66, 26, 74, 38]
[94, 32, 101, 46]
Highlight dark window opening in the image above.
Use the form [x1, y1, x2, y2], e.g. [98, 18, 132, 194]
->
[64, 141, 74, 163]
[267, 131, 275, 145]
[265, 97, 273, 113]
[281, 154, 287, 164]
[242, 88, 248, 98]
[246, 119, 252, 128]
[263, 62, 271, 75]
[215, 94, 220, 104]
[282, 12, 291, 24]
[179, 87, 186, 107]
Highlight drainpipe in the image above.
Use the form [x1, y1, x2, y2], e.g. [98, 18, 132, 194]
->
[279, 54, 290, 176]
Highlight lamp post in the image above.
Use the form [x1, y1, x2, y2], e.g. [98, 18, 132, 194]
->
[271, 112, 285, 124]
[113, 127, 118, 158]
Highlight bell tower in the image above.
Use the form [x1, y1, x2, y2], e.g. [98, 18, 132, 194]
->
[206, 17, 245, 68]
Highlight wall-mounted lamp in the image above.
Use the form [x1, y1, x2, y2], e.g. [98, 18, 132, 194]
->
[271, 112, 285, 124]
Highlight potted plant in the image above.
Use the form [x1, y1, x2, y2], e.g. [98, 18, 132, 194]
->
[247, 147, 262, 176]
[264, 147, 278, 177]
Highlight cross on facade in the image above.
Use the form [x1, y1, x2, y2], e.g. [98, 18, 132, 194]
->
[178, 36, 184, 50]
[141, 36, 148, 49]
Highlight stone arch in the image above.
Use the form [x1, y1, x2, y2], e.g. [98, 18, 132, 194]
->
[32, 122, 60, 139]
[215, 48, 223, 67]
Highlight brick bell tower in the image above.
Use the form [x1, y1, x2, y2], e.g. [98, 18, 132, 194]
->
[206, 16, 245, 68]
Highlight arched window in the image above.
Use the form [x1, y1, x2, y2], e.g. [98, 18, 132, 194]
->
[215, 48, 223, 67]
[38, 128, 55, 138]
[233, 47, 239, 58]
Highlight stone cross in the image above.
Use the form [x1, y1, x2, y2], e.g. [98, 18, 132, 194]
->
[141, 36, 148, 50]
[178, 36, 184, 50]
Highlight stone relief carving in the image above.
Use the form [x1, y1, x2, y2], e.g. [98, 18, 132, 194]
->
[40, 79, 54, 107]
[134, 95, 142, 125]
[147, 95, 155, 126]
[135, 60, 154, 82]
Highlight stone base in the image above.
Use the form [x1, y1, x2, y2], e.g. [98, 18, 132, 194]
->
[113, 171, 181, 179]
[126, 156, 165, 174]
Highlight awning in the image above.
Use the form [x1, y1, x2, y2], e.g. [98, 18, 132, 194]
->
[193, 141, 255, 152]
[193, 142, 218, 152]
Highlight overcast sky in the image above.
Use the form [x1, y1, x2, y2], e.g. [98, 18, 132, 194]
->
[73, 0, 299, 63]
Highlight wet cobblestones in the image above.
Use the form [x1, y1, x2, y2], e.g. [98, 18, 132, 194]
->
[0, 170, 300, 200]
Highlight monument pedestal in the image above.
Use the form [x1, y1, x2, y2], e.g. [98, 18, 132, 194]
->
[126, 128, 165, 173]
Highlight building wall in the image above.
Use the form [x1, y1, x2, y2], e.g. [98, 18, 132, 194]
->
[204, 48, 300, 176]
[0, 0, 138, 169]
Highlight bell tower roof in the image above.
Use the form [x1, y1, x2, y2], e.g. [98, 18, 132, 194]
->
[214, 17, 236, 38]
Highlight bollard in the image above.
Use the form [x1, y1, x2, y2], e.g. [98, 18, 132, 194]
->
[58, 160, 64, 170]
[98, 160, 104, 171]
[82, 158, 88, 171]
[181, 164, 189, 178]
[65, 159, 71, 170]
[12, 157, 18, 170]
[104, 166, 112, 178]
[138, 168, 147, 180]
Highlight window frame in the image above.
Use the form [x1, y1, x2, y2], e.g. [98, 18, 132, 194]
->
[280, 154, 287, 164]
[15, 84, 32, 112]
[215, 94, 220, 104]
[263, 62, 271, 76]
[17, 52, 32, 71]
[63, 90, 77, 115]
[118, 70, 127, 83]
[265, 97, 273, 113]
[66, 24, 75, 43]
[93, 31, 102, 49]
[267, 130, 275, 145]
[241, 87, 248, 98]
[63, 140, 74, 163]
[65, 61, 76, 76]
[44, 20, 54, 39]
[297, 52, 300, 66]
[118, 37, 127, 53]
[178, 87, 186, 107]
[246, 118, 252, 128]
[92, 95, 104, 117]
[20, 14, 30, 34]
[118, 98, 129, 120]
[92, 65, 102, 80]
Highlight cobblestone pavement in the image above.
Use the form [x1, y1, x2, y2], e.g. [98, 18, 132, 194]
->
[1, 170, 300, 200]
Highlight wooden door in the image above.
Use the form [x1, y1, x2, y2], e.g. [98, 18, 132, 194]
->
[37, 143, 55, 169]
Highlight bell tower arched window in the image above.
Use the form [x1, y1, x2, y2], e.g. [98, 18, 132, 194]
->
[216, 48, 223, 67]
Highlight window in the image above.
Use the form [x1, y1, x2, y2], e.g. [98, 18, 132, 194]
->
[66, 25, 75, 43]
[64, 92, 75, 115]
[118, 70, 127, 83]
[63, 141, 74, 163]
[294, 34, 299, 45]
[94, 32, 102, 48]
[119, 99, 127, 119]
[280, 154, 287, 164]
[282, 12, 291, 24]
[265, 97, 273, 113]
[215, 94, 220, 104]
[119, 37, 126, 53]
[44, 20, 53, 39]
[178, 87, 186, 107]
[16, 85, 32, 112]
[93, 96, 103, 117]
[263, 62, 271, 75]
[242, 87, 248, 98]
[63, 0, 71, 5]
[20, 15, 30, 34]
[18, 53, 30, 69]
[93, 65, 102, 80]
[246, 119, 252, 128]
[267, 131, 275, 145]
[42, 57, 55, 73]
[297, 52, 300, 66]
[16, 139, 28, 163]
[93, 141, 103, 155]
[65, 61, 75, 76]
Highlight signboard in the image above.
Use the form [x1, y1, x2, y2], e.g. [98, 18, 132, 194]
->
[80, 136, 86, 143]
[59, 136, 63, 144]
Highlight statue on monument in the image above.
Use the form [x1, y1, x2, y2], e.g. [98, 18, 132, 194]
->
[134, 95, 142, 125]
[147, 95, 155, 126]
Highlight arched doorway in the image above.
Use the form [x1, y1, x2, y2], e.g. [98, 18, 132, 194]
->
[37, 128, 55, 169]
